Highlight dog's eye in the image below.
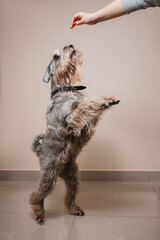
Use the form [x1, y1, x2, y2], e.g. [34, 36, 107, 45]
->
[71, 50, 76, 57]
[53, 54, 60, 61]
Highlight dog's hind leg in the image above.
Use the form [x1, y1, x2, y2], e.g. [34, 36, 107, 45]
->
[29, 164, 58, 224]
[30, 148, 70, 224]
[60, 160, 85, 216]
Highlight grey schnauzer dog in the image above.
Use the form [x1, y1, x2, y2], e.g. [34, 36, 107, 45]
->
[29, 45, 120, 224]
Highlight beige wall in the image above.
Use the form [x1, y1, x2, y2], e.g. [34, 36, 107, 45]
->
[0, 0, 160, 171]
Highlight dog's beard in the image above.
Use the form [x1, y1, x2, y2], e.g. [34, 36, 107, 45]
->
[71, 65, 82, 84]
[55, 60, 82, 86]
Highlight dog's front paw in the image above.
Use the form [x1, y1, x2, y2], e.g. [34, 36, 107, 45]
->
[101, 97, 120, 110]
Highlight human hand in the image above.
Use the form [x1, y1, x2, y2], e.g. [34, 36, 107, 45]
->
[70, 12, 97, 29]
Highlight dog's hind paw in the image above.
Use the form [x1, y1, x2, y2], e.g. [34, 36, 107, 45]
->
[36, 216, 45, 225]
[75, 210, 85, 216]
[69, 206, 85, 216]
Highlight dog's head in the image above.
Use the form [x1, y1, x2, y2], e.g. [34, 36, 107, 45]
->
[43, 45, 83, 90]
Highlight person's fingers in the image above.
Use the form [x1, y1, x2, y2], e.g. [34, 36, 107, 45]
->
[71, 12, 83, 24]
[70, 12, 84, 28]
[70, 19, 84, 29]
[70, 12, 94, 29]
[75, 19, 84, 26]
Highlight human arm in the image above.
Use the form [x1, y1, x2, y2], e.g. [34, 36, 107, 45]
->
[70, 0, 126, 28]
[70, 0, 160, 28]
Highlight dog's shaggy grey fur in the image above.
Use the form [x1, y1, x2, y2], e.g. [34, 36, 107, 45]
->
[29, 45, 120, 224]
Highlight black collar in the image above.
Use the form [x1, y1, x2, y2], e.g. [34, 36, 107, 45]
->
[51, 85, 86, 98]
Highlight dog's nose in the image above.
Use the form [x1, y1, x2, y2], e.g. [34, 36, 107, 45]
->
[108, 100, 120, 106]
[69, 44, 74, 49]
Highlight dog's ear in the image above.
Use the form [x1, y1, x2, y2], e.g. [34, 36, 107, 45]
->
[43, 60, 53, 83]
[43, 49, 61, 83]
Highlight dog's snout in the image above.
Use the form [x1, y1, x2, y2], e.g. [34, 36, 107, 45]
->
[108, 100, 120, 106]
[63, 45, 74, 51]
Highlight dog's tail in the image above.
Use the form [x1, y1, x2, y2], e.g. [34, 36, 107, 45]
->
[31, 134, 45, 157]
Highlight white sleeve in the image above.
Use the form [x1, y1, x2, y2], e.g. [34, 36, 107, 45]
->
[121, 0, 160, 14]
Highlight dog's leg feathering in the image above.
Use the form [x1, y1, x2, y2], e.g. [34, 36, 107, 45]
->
[66, 97, 120, 136]
[29, 166, 57, 224]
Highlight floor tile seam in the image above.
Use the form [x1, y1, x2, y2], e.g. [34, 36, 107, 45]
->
[68, 216, 75, 240]
[75, 214, 160, 219]
[0, 211, 160, 219]
[0, 211, 68, 216]
[1, 212, 160, 220]
[152, 186, 160, 201]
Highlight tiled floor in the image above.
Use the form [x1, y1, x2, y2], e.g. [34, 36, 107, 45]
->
[0, 180, 160, 240]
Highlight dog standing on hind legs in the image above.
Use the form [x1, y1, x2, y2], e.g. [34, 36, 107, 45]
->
[29, 45, 120, 224]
